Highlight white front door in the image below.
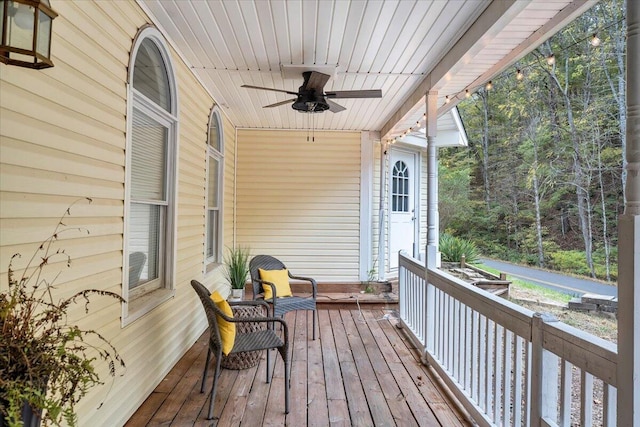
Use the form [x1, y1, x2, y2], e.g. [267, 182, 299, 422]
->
[389, 150, 417, 269]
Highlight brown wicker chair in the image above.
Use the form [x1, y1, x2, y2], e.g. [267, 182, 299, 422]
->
[191, 280, 290, 419]
[249, 255, 317, 340]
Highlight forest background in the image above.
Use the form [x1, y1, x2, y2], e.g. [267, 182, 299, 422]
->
[442, 0, 626, 283]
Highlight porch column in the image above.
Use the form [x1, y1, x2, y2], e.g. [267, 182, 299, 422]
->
[426, 91, 439, 269]
[618, 0, 640, 425]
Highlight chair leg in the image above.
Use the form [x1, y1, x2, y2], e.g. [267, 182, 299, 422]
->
[207, 350, 223, 420]
[201, 347, 211, 393]
[312, 309, 317, 340]
[266, 347, 271, 383]
[284, 356, 290, 414]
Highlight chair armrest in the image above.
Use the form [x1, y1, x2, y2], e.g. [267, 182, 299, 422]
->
[229, 299, 270, 315]
[288, 274, 317, 298]
[255, 279, 277, 297]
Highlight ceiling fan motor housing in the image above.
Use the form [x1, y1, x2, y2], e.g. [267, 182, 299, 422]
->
[293, 90, 330, 112]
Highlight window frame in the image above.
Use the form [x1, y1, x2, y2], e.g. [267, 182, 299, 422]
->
[122, 26, 179, 326]
[205, 108, 224, 272]
[392, 160, 410, 213]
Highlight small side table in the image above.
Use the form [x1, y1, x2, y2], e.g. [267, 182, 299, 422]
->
[221, 304, 264, 370]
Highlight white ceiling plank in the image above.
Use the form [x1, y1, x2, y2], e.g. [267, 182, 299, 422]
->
[302, 0, 318, 65]
[190, 2, 236, 69]
[387, 1, 449, 74]
[253, 2, 281, 71]
[237, 1, 271, 72]
[325, 0, 350, 67]
[313, 0, 335, 65]
[355, 0, 411, 73]
[223, 1, 259, 71]
[286, 1, 304, 65]
[138, 0, 596, 132]
[346, 1, 384, 72]
[336, 1, 367, 72]
[214, 2, 249, 70]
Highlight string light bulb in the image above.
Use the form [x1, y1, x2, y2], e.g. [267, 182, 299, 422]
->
[485, 81, 493, 90]
[516, 69, 524, 81]
[546, 53, 555, 66]
[465, 90, 471, 98]
[445, 95, 450, 104]
[590, 33, 601, 47]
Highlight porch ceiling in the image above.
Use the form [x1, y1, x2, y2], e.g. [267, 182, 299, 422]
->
[138, 0, 596, 140]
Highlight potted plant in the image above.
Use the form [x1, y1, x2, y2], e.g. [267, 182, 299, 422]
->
[224, 246, 250, 300]
[0, 199, 125, 427]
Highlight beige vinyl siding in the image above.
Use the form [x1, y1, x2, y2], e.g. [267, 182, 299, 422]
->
[0, 1, 235, 426]
[236, 130, 361, 282]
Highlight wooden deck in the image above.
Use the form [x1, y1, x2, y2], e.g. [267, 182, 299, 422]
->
[125, 309, 472, 427]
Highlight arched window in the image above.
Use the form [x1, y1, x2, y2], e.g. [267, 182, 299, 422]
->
[124, 27, 177, 321]
[206, 109, 223, 270]
[392, 161, 409, 213]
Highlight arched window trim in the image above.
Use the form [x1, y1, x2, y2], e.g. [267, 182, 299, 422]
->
[205, 107, 224, 271]
[122, 26, 179, 326]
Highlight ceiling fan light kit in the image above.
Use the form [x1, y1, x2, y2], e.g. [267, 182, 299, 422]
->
[241, 70, 382, 114]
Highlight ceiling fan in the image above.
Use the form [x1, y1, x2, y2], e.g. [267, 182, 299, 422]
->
[241, 71, 382, 113]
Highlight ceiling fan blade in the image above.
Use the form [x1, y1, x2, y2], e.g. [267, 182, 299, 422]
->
[325, 89, 383, 99]
[241, 84, 299, 96]
[304, 71, 331, 92]
[263, 98, 296, 108]
[326, 99, 346, 113]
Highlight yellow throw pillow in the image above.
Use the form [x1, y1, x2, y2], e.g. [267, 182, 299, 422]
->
[258, 268, 293, 300]
[210, 291, 235, 356]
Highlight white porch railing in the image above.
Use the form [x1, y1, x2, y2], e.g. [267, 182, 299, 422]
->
[398, 252, 618, 427]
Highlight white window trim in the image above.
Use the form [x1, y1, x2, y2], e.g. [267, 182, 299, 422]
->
[205, 107, 224, 273]
[122, 26, 179, 327]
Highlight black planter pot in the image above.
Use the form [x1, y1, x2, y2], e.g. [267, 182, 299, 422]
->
[0, 401, 42, 427]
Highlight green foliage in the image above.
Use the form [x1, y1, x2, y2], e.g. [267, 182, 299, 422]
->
[224, 246, 250, 289]
[0, 199, 126, 427]
[439, 234, 479, 264]
[443, 0, 623, 281]
[547, 250, 592, 276]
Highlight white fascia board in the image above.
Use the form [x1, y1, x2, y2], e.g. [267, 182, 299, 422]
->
[395, 108, 468, 148]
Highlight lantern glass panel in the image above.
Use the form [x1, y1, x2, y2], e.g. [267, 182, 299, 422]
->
[1, 1, 5, 38]
[7, 1, 34, 51]
[36, 9, 51, 57]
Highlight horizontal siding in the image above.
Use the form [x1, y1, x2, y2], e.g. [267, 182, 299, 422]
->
[0, 1, 234, 427]
[236, 129, 361, 282]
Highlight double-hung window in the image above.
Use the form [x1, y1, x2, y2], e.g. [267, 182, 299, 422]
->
[205, 109, 223, 271]
[124, 28, 177, 323]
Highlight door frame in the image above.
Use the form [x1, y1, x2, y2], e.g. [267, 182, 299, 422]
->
[388, 147, 421, 270]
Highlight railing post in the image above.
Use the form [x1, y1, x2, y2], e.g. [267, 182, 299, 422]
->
[618, 1, 640, 425]
[530, 313, 559, 427]
[423, 246, 437, 364]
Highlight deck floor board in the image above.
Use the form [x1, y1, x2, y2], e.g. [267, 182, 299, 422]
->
[125, 309, 471, 427]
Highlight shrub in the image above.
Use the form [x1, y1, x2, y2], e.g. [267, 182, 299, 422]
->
[439, 234, 479, 263]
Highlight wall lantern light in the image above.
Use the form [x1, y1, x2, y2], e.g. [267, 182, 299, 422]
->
[0, 0, 57, 69]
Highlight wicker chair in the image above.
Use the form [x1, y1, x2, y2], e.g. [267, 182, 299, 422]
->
[190, 280, 290, 419]
[249, 255, 317, 340]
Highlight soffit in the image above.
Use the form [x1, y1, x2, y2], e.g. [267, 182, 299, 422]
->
[137, 0, 596, 137]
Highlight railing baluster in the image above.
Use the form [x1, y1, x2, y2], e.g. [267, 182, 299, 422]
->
[503, 329, 513, 426]
[603, 384, 616, 427]
[513, 336, 523, 427]
[397, 253, 617, 427]
[464, 305, 471, 393]
[486, 318, 494, 415]
[581, 371, 594, 427]
[494, 323, 503, 422]
[560, 359, 572, 426]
